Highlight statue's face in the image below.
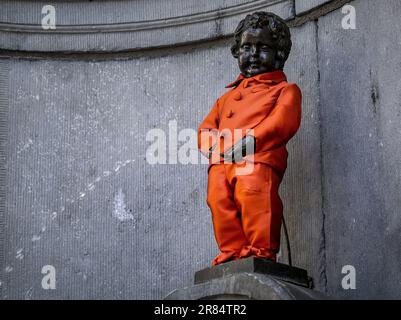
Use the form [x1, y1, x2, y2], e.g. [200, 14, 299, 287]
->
[237, 27, 278, 78]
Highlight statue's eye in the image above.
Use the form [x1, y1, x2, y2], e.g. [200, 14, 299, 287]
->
[241, 44, 251, 50]
[261, 45, 270, 51]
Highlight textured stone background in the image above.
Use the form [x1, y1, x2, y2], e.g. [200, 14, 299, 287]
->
[0, 0, 400, 299]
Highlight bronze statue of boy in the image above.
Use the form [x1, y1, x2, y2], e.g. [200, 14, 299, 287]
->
[198, 12, 302, 266]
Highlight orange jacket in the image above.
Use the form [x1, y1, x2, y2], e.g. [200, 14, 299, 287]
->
[198, 70, 302, 177]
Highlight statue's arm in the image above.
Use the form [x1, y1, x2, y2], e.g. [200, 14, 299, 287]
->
[197, 99, 221, 158]
[251, 83, 302, 153]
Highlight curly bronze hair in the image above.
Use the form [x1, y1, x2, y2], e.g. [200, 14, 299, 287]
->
[231, 11, 292, 70]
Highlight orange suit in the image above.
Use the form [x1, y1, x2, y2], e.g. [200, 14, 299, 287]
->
[198, 70, 302, 266]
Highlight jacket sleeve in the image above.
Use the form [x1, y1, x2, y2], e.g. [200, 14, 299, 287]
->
[197, 98, 221, 157]
[251, 83, 302, 153]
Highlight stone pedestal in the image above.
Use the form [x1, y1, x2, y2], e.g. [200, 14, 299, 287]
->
[165, 257, 329, 300]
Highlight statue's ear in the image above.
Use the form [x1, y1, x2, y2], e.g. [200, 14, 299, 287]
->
[274, 50, 285, 69]
[231, 44, 239, 58]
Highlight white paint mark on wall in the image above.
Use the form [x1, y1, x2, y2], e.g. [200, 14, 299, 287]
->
[113, 188, 134, 221]
[5, 266, 13, 273]
[32, 225, 47, 242]
[40, 159, 139, 229]
[17, 138, 34, 154]
[16, 249, 24, 260]
[32, 234, 41, 242]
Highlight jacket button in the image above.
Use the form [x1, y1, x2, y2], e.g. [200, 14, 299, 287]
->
[232, 91, 242, 100]
[226, 110, 234, 118]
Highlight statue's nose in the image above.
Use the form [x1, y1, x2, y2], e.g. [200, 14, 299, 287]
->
[250, 46, 260, 56]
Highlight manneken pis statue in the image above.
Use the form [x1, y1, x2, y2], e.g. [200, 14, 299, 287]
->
[198, 11, 302, 266]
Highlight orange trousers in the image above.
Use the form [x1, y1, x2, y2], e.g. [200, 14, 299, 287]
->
[206, 162, 283, 266]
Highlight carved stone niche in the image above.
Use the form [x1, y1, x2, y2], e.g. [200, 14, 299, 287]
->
[0, 0, 294, 52]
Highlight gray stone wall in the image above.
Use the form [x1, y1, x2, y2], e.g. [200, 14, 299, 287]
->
[0, 0, 400, 299]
